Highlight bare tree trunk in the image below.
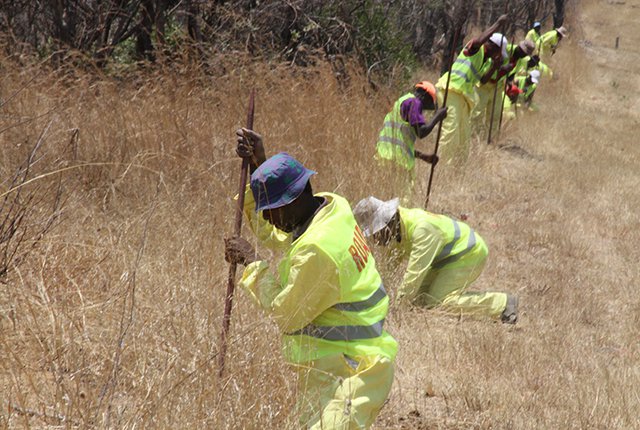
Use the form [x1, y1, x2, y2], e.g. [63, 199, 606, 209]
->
[154, 0, 170, 50]
[186, 0, 203, 44]
[553, 0, 565, 27]
[136, 0, 155, 61]
[185, 0, 205, 62]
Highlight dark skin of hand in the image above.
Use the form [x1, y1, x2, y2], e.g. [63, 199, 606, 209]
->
[224, 236, 260, 266]
[235, 127, 267, 173]
[415, 150, 439, 165]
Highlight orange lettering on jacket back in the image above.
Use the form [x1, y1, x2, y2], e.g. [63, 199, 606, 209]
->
[350, 225, 372, 272]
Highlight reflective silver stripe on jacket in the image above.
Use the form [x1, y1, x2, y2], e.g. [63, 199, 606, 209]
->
[289, 319, 385, 341]
[378, 135, 413, 158]
[380, 120, 416, 157]
[288, 284, 387, 341]
[435, 220, 461, 261]
[452, 58, 482, 82]
[333, 283, 387, 312]
[432, 223, 477, 269]
[452, 69, 471, 81]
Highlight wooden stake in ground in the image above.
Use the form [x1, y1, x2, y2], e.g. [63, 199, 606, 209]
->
[218, 90, 255, 379]
[424, 24, 462, 210]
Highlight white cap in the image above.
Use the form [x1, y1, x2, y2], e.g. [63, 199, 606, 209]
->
[529, 70, 541, 84]
[556, 26, 568, 38]
[352, 197, 400, 237]
[489, 33, 508, 59]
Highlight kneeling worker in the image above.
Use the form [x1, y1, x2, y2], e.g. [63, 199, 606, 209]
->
[225, 129, 398, 429]
[353, 196, 518, 323]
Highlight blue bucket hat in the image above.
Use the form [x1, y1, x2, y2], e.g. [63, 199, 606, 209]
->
[250, 152, 316, 212]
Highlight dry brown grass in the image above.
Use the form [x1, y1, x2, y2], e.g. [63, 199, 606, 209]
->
[1, 0, 639, 428]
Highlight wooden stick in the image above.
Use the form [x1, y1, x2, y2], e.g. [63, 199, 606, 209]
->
[424, 23, 462, 210]
[218, 89, 255, 379]
[487, 0, 510, 144]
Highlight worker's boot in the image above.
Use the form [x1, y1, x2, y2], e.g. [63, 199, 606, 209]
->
[500, 295, 518, 324]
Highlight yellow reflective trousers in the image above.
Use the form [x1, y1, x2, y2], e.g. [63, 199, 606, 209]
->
[414, 235, 507, 318]
[436, 89, 474, 165]
[471, 82, 503, 134]
[502, 96, 516, 121]
[393, 207, 508, 319]
[295, 355, 394, 429]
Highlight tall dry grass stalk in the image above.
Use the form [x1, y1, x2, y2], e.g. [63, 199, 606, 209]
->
[1, 0, 639, 428]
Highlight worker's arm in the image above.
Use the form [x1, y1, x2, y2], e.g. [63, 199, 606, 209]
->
[233, 126, 290, 249]
[240, 184, 291, 251]
[479, 59, 500, 84]
[239, 243, 341, 333]
[397, 223, 446, 303]
[480, 58, 513, 85]
[414, 150, 438, 165]
[466, 14, 509, 55]
[508, 56, 526, 79]
[415, 107, 447, 138]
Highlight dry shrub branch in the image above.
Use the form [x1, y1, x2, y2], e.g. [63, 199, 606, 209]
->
[0, 120, 65, 282]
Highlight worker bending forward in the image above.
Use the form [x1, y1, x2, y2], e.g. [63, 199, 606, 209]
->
[436, 14, 510, 164]
[375, 80, 446, 201]
[225, 129, 398, 429]
[353, 196, 518, 323]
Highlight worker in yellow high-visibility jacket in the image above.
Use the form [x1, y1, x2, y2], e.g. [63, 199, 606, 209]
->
[353, 196, 518, 323]
[525, 21, 542, 54]
[514, 70, 540, 111]
[472, 39, 535, 133]
[375, 81, 447, 202]
[225, 130, 398, 429]
[436, 14, 511, 165]
[507, 40, 536, 79]
[539, 26, 568, 63]
[502, 81, 524, 121]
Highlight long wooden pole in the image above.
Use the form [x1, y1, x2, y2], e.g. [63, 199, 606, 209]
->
[424, 23, 462, 210]
[487, 0, 510, 144]
[218, 89, 255, 378]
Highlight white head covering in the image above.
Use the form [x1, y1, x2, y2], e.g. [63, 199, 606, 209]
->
[529, 70, 541, 84]
[352, 197, 400, 237]
[556, 26, 568, 38]
[489, 33, 508, 59]
[518, 39, 536, 56]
